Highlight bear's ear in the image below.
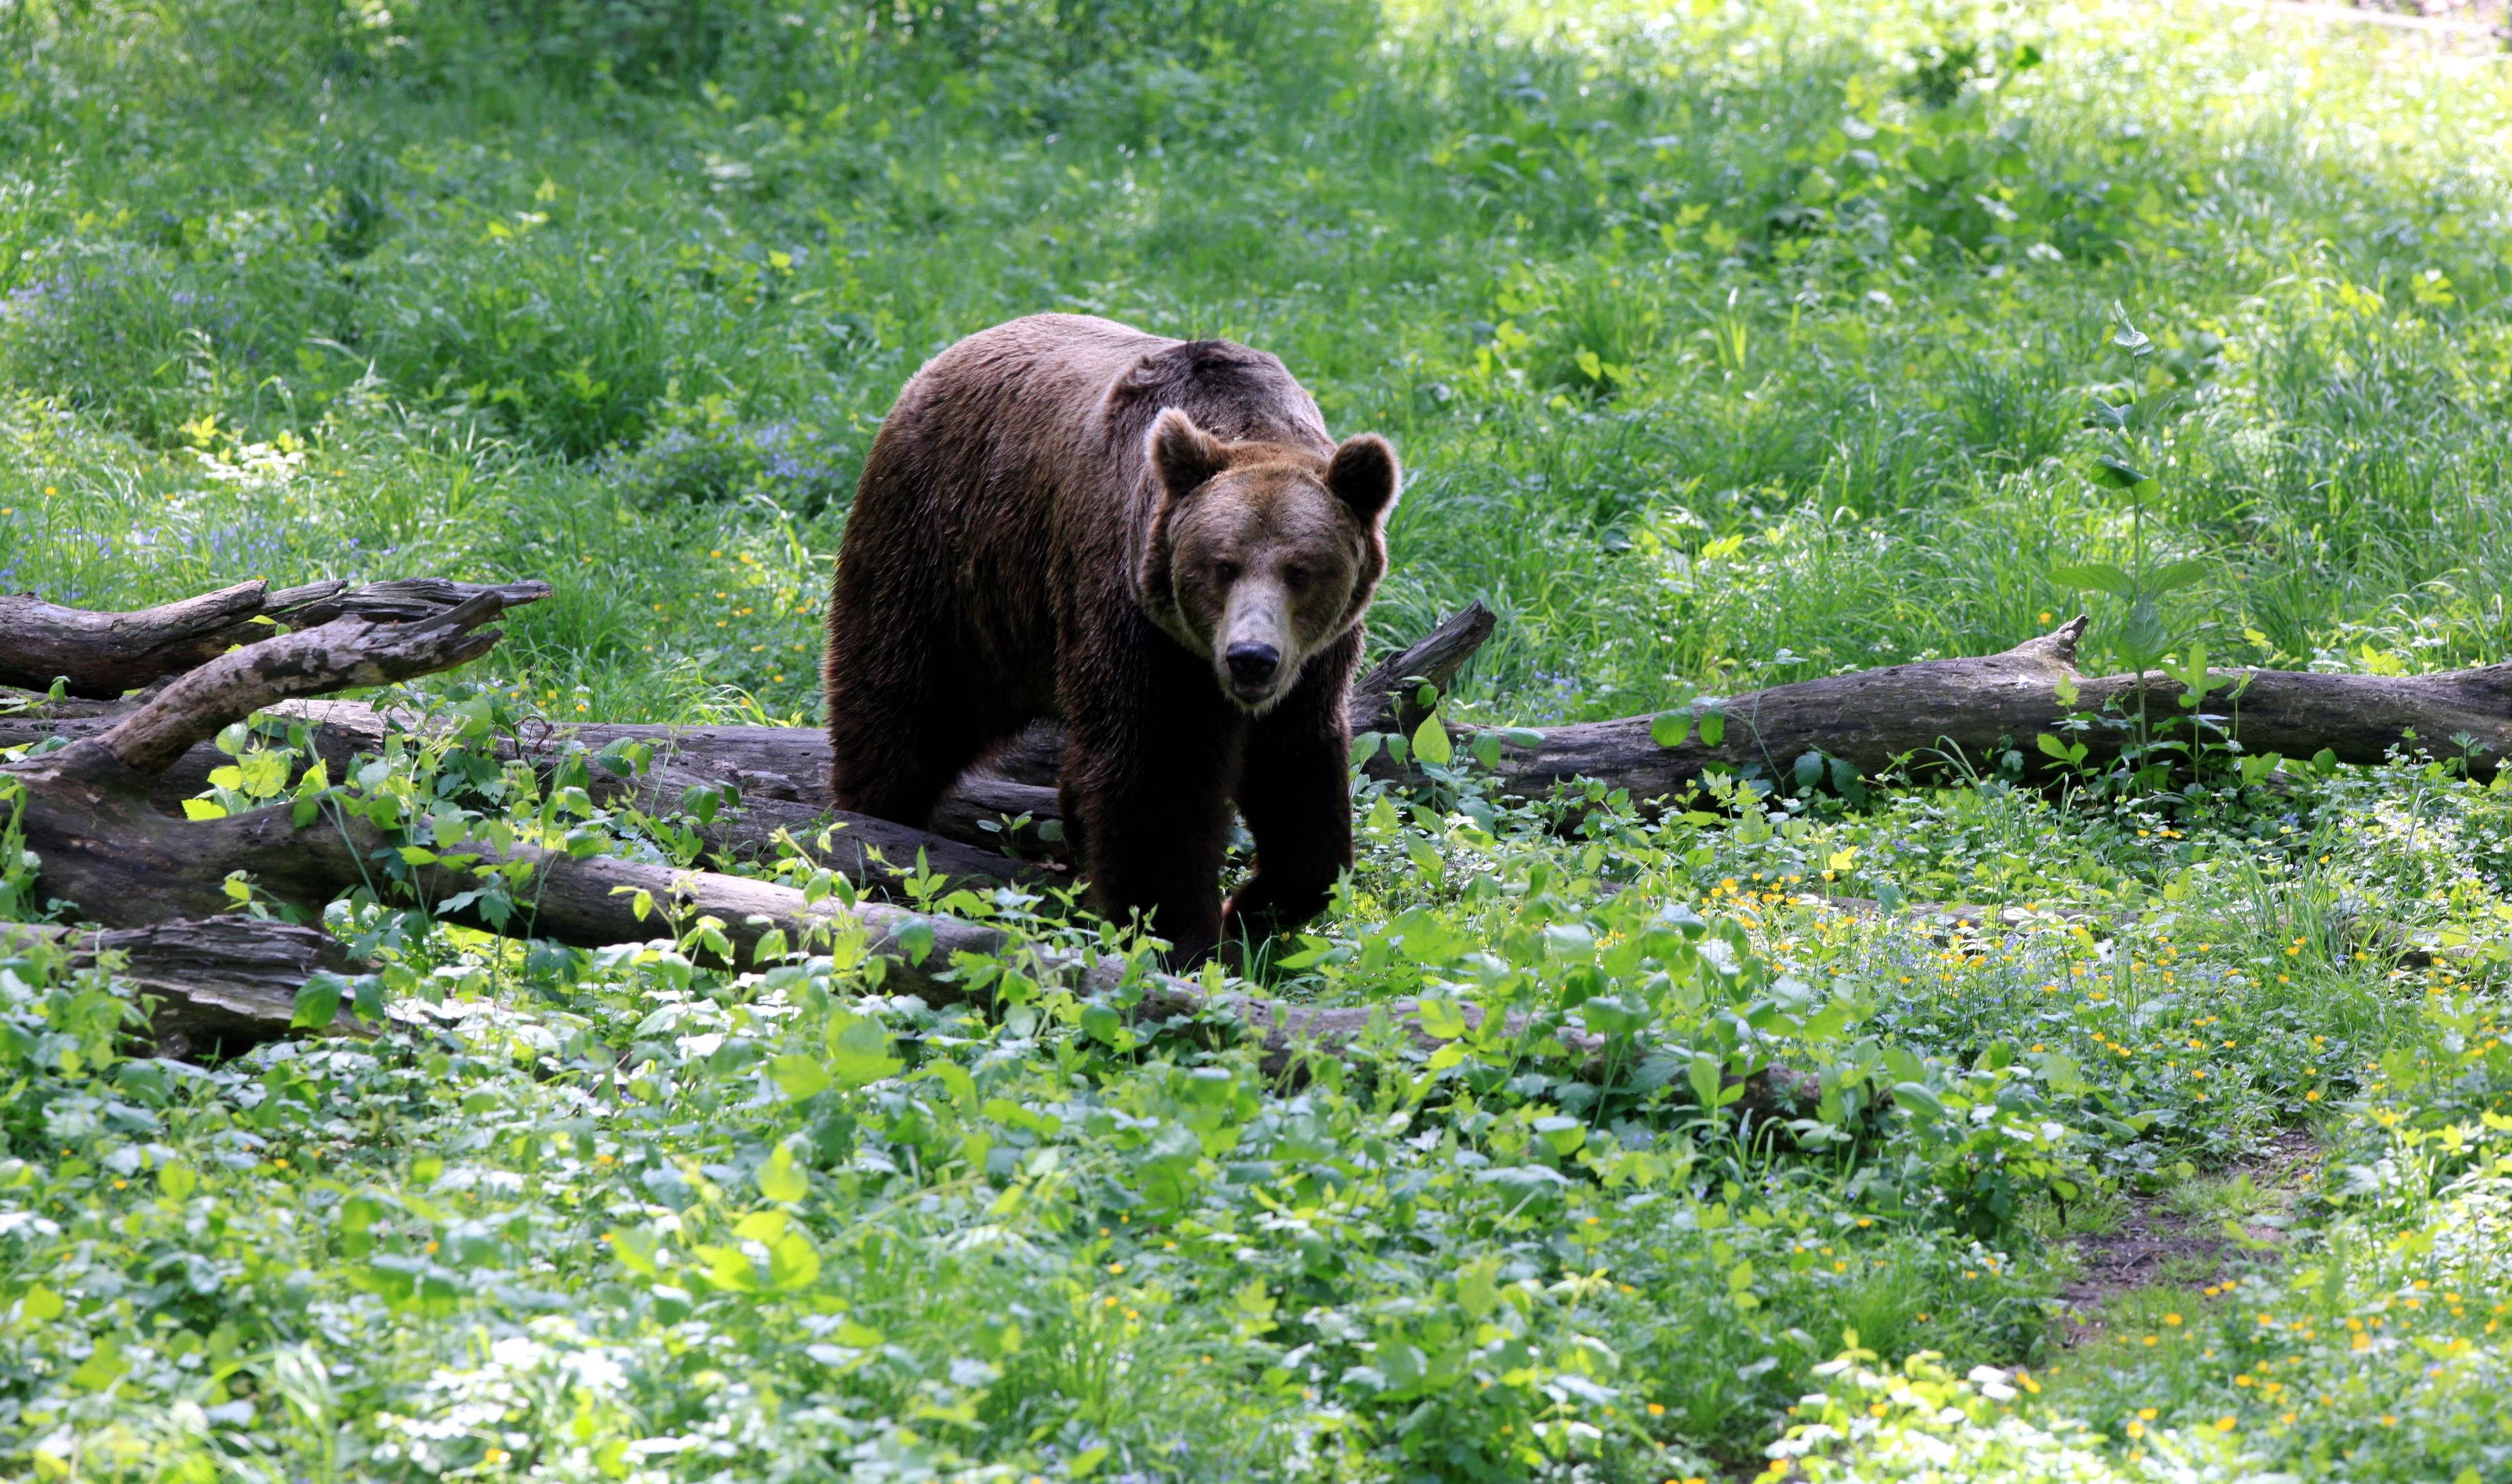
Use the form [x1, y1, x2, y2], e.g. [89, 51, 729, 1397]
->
[1325, 434, 1401, 526]
[1148, 407, 1226, 505]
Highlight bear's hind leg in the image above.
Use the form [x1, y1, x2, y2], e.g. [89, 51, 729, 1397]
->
[825, 644, 996, 830]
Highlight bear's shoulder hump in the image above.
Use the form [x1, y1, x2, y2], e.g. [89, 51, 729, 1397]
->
[1109, 337, 1293, 404]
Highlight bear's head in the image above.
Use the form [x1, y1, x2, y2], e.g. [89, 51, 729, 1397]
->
[1139, 407, 1401, 714]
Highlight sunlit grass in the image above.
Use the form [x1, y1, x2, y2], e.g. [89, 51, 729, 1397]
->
[1, 0, 2510, 1479]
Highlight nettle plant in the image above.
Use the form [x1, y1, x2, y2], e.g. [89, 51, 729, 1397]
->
[2039, 314, 2305, 811]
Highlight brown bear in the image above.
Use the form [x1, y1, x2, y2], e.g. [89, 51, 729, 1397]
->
[822, 313, 1401, 964]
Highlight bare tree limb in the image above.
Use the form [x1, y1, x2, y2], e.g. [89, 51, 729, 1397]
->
[0, 577, 555, 698]
[96, 593, 530, 776]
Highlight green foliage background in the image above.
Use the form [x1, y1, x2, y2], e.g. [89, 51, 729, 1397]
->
[3, 0, 2511, 1479]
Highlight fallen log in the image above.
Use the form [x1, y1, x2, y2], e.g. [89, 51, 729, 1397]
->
[1463, 617, 2511, 804]
[0, 581, 1642, 1089]
[8, 573, 2503, 1094]
[0, 598, 1499, 871]
[0, 577, 557, 697]
[12, 582, 2508, 856]
[1, 917, 372, 1058]
[501, 612, 2507, 826]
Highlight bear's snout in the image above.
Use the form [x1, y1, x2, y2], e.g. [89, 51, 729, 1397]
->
[1225, 642, 1281, 689]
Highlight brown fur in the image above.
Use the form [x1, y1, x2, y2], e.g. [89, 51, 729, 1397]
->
[822, 313, 1400, 963]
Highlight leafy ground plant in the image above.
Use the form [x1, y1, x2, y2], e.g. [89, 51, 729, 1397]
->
[4, 0, 2512, 1479]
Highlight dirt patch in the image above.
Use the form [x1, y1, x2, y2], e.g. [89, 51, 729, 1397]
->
[2053, 1129, 2320, 1344]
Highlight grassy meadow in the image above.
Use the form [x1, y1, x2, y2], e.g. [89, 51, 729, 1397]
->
[5, 0, 2512, 1479]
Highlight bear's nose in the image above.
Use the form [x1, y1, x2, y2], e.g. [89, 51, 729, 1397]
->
[1225, 642, 1280, 687]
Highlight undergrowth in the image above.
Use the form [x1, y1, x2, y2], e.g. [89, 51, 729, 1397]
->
[3, 0, 2512, 1479]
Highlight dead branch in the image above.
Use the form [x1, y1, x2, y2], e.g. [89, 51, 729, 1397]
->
[0, 577, 555, 698]
[5, 576, 2501, 1102]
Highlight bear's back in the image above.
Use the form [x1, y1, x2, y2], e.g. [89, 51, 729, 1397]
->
[874, 315, 1331, 637]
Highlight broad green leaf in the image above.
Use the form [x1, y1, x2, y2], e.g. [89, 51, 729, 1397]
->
[691, 1243, 758, 1293]
[1892, 1082, 1947, 1120]
[1687, 1052, 1724, 1111]
[1078, 1002, 1128, 1048]
[733, 1211, 788, 1245]
[824, 1010, 903, 1087]
[1533, 1115, 1586, 1156]
[2038, 1050, 2087, 1095]
[1404, 836, 1445, 878]
[2090, 454, 2148, 489]
[2049, 561, 2136, 600]
[2118, 595, 2169, 665]
[2146, 557, 2212, 595]
[69, 1337, 126, 1390]
[768, 1232, 821, 1290]
[1651, 710, 1694, 748]
[920, 1060, 977, 1108]
[1414, 997, 1469, 1040]
[756, 1143, 809, 1205]
[1697, 707, 1726, 747]
[237, 750, 288, 798]
[1411, 713, 1452, 766]
[22, 1285, 63, 1321]
[606, 1227, 659, 1275]
[1579, 993, 1650, 1037]
[768, 1053, 831, 1103]
[291, 972, 347, 1029]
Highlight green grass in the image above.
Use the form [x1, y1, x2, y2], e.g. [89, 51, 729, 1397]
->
[3, 0, 2512, 1479]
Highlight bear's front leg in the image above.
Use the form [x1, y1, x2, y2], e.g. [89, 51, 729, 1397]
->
[1058, 628, 1245, 967]
[1225, 626, 1361, 945]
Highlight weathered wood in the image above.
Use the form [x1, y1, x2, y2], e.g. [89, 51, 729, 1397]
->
[1459, 617, 2511, 805]
[0, 581, 1845, 1105]
[13, 602, 2511, 876]
[1, 697, 1051, 890]
[1, 916, 368, 1058]
[0, 587, 1600, 1082]
[0, 577, 555, 698]
[2, 600, 1501, 872]
[97, 592, 529, 776]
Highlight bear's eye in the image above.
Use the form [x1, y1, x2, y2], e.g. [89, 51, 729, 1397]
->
[1212, 561, 1240, 584]
[1282, 564, 1310, 592]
